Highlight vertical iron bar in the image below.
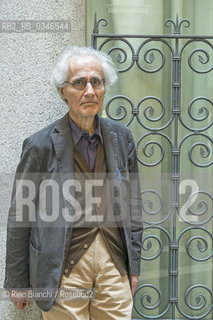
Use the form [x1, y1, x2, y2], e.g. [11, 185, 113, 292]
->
[170, 35, 181, 319]
[92, 12, 98, 49]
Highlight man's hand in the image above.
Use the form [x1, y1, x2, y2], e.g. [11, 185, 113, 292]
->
[9, 290, 30, 310]
[131, 275, 138, 296]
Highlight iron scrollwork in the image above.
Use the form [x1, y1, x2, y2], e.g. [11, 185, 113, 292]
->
[164, 14, 190, 34]
[179, 133, 213, 168]
[134, 284, 171, 319]
[176, 285, 213, 319]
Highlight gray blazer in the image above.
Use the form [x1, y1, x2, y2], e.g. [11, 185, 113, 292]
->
[4, 113, 143, 311]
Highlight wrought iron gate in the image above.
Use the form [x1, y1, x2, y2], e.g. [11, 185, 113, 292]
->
[91, 14, 213, 320]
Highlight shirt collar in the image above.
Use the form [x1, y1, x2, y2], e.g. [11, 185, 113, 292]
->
[68, 114, 103, 145]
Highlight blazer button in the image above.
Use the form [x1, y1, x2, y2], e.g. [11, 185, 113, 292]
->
[70, 260, 75, 265]
[84, 243, 88, 249]
[64, 268, 69, 274]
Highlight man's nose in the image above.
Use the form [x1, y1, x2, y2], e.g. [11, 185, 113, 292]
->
[84, 82, 95, 95]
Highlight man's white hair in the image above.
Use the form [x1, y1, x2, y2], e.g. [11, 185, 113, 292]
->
[50, 46, 118, 95]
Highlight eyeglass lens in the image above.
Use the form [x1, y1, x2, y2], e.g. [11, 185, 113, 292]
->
[73, 77, 103, 90]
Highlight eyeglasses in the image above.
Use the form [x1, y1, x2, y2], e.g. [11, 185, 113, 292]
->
[64, 76, 105, 91]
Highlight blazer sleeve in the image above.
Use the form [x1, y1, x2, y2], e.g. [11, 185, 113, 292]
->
[4, 137, 40, 289]
[127, 129, 143, 276]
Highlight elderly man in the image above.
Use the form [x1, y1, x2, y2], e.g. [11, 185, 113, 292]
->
[4, 46, 143, 319]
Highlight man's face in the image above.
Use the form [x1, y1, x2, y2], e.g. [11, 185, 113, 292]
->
[60, 55, 105, 124]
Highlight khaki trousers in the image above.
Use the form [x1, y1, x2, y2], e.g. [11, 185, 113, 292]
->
[42, 232, 133, 320]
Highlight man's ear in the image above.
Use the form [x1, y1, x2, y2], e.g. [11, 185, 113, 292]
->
[59, 87, 68, 104]
[59, 87, 65, 99]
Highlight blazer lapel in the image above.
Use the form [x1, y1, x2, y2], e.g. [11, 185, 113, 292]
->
[51, 113, 75, 232]
[100, 119, 118, 173]
[51, 113, 74, 175]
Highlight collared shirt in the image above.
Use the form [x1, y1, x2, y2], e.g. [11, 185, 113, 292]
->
[68, 114, 103, 172]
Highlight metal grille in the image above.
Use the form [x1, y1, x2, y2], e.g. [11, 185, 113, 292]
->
[91, 14, 213, 320]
